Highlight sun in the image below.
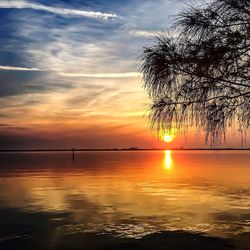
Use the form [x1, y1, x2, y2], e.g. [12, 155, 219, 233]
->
[163, 134, 173, 143]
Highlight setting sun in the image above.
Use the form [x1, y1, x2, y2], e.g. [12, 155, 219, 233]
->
[163, 134, 173, 143]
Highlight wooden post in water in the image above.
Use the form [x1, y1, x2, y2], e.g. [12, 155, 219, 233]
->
[72, 147, 75, 162]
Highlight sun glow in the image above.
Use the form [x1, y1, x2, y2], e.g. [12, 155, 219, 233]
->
[163, 134, 173, 143]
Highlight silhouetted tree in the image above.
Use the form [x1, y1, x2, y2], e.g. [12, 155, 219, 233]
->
[141, 0, 250, 145]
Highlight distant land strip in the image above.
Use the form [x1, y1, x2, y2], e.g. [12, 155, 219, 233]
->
[0, 148, 250, 152]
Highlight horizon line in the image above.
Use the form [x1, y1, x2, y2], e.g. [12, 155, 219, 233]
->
[0, 147, 250, 152]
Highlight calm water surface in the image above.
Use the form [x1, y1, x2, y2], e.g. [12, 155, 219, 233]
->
[0, 150, 249, 248]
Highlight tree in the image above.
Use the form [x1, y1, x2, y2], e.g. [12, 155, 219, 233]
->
[140, 0, 250, 145]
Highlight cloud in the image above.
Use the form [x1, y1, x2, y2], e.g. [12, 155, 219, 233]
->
[0, 0, 118, 20]
[0, 65, 141, 78]
[129, 29, 159, 38]
[0, 70, 73, 97]
[0, 65, 41, 71]
[59, 72, 141, 78]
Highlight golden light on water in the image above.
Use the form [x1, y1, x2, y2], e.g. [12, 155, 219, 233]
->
[164, 150, 172, 170]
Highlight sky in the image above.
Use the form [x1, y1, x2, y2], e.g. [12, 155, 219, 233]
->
[0, 0, 249, 149]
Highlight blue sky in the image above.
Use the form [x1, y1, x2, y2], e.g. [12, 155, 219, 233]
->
[1, 0, 246, 149]
[0, 0, 183, 73]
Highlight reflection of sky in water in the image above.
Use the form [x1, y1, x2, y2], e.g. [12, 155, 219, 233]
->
[0, 151, 250, 239]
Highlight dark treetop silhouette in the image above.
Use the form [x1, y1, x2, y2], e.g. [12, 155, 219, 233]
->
[141, 0, 250, 145]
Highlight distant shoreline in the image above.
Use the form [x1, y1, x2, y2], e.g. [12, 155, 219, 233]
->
[0, 148, 250, 152]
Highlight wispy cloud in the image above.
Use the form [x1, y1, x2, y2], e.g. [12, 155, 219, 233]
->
[0, 65, 141, 78]
[0, 65, 41, 71]
[129, 30, 159, 38]
[0, 0, 118, 20]
[59, 72, 141, 78]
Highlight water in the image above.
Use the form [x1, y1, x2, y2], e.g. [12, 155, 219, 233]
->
[0, 150, 249, 249]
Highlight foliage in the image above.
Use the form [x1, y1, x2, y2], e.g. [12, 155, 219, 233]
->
[141, 0, 250, 145]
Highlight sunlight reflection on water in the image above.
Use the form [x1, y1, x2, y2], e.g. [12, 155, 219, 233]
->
[0, 150, 250, 241]
[164, 150, 172, 170]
